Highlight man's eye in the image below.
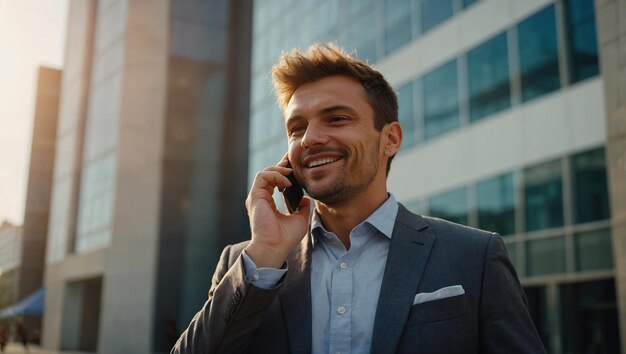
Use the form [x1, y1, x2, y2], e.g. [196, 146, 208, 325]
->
[330, 116, 347, 123]
[290, 126, 305, 135]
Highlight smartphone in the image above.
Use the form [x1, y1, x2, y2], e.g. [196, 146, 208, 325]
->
[282, 161, 304, 214]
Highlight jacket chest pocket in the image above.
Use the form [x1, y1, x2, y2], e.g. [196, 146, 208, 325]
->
[406, 293, 467, 325]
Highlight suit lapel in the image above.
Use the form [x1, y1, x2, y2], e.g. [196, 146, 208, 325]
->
[370, 205, 436, 354]
[279, 232, 313, 354]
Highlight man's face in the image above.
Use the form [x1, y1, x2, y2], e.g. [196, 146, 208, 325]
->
[284, 75, 388, 205]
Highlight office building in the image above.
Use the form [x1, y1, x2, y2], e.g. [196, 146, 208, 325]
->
[43, 1, 252, 353]
[0, 221, 22, 310]
[249, 0, 625, 352]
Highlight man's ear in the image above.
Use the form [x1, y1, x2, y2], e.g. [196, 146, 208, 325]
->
[382, 122, 402, 157]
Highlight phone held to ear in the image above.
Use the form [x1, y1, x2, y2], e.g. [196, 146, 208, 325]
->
[282, 161, 304, 214]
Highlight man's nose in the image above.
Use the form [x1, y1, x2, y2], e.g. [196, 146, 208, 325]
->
[301, 123, 328, 148]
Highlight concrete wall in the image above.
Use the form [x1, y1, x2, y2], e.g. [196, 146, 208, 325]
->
[97, 1, 169, 353]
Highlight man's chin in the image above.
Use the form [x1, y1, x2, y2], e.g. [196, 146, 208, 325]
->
[305, 184, 346, 205]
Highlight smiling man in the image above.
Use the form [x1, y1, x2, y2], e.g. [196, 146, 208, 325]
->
[172, 44, 545, 354]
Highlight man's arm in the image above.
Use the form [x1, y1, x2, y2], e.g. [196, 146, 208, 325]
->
[172, 156, 310, 353]
[479, 234, 546, 353]
[171, 244, 280, 354]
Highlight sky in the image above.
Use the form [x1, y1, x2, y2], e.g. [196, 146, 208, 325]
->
[0, 1, 68, 225]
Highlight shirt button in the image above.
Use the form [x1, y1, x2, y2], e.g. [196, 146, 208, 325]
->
[251, 272, 260, 281]
[337, 306, 346, 315]
[340, 262, 348, 269]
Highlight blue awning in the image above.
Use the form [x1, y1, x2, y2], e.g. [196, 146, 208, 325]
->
[0, 288, 45, 319]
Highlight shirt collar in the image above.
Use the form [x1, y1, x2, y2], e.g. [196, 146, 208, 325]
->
[311, 193, 399, 245]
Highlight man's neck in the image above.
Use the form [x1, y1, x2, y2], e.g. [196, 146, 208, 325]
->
[315, 189, 389, 250]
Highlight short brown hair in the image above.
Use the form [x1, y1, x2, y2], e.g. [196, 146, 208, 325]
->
[272, 43, 399, 173]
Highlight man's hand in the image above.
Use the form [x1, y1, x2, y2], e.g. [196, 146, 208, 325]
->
[244, 157, 311, 268]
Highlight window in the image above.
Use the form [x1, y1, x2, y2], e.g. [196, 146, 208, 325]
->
[385, 0, 413, 54]
[476, 173, 516, 235]
[463, 0, 478, 8]
[397, 82, 416, 149]
[405, 198, 427, 215]
[423, 60, 459, 139]
[575, 228, 613, 271]
[571, 148, 610, 223]
[350, 10, 378, 62]
[526, 236, 566, 276]
[420, 0, 453, 33]
[518, 5, 560, 102]
[564, 0, 599, 83]
[524, 159, 563, 231]
[467, 32, 511, 122]
[560, 280, 621, 353]
[429, 187, 468, 225]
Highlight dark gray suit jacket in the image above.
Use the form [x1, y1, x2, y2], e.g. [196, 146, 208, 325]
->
[172, 205, 545, 353]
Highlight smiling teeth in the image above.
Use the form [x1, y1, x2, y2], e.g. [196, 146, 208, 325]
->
[308, 157, 339, 168]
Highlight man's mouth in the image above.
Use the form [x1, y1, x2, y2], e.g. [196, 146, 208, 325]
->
[307, 156, 341, 168]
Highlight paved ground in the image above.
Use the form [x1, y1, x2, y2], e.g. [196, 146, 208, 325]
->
[3, 342, 59, 354]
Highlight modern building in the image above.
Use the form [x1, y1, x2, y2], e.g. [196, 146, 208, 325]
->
[43, 1, 252, 353]
[0, 221, 22, 310]
[249, 0, 625, 353]
[12, 66, 62, 335]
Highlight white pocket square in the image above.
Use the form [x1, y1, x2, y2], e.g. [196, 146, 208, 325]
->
[413, 285, 465, 305]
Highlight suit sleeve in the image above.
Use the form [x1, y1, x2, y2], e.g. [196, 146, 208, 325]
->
[479, 234, 546, 354]
[171, 245, 281, 354]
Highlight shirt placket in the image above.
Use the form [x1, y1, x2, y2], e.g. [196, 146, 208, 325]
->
[328, 245, 353, 354]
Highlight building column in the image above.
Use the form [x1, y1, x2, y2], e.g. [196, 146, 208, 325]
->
[595, 0, 626, 352]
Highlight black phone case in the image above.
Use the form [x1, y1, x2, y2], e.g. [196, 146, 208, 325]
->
[283, 167, 304, 214]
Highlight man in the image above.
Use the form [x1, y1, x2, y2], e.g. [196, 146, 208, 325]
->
[172, 43, 545, 354]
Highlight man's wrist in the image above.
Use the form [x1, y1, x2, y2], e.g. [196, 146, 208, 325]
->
[245, 242, 288, 269]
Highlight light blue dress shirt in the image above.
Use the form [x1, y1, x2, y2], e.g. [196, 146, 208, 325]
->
[242, 194, 399, 354]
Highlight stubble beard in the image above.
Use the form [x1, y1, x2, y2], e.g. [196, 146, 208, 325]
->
[303, 140, 380, 206]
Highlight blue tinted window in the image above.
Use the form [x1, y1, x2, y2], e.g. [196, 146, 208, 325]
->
[524, 159, 564, 231]
[421, 0, 453, 33]
[527, 236, 566, 275]
[405, 198, 427, 215]
[572, 148, 610, 223]
[423, 60, 459, 140]
[518, 5, 560, 102]
[467, 32, 511, 122]
[350, 10, 378, 62]
[565, 0, 599, 83]
[463, 0, 478, 8]
[575, 228, 613, 271]
[476, 173, 516, 235]
[429, 187, 468, 225]
[386, 0, 413, 54]
[397, 82, 416, 149]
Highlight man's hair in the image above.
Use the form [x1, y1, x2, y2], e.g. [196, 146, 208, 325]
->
[271, 43, 399, 174]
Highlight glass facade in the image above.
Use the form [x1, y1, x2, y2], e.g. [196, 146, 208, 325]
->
[467, 33, 511, 122]
[423, 60, 459, 139]
[397, 82, 416, 149]
[428, 187, 468, 225]
[527, 236, 566, 276]
[571, 148, 610, 224]
[385, 0, 413, 54]
[564, 0, 599, 83]
[524, 159, 564, 232]
[518, 5, 561, 102]
[404, 146, 612, 279]
[390, 0, 600, 149]
[575, 228, 613, 272]
[421, 0, 453, 33]
[476, 173, 515, 236]
[560, 280, 621, 353]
